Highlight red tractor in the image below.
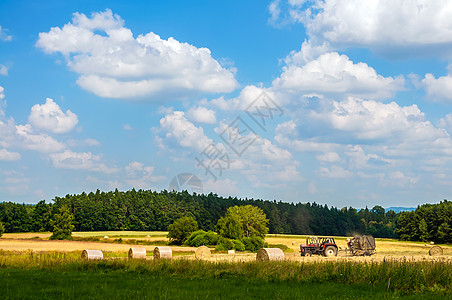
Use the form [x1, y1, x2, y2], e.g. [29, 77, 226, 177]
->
[300, 236, 338, 257]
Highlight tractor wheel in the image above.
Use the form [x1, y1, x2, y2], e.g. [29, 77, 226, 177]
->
[304, 252, 312, 257]
[324, 246, 337, 257]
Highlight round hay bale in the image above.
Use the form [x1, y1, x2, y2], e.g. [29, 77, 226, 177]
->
[81, 250, 103, 260]
[104, 236, 109, 239]
[195, 246, 211, 260]
[256, 248, 284, 262]
[228, 249, 235, 255]
[128, 247, 147, 259]
[429, 246, 443, 256]
[153, 246, 172, 259]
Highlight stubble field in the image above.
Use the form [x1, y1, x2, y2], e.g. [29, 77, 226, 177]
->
[0, 232, 451, 299]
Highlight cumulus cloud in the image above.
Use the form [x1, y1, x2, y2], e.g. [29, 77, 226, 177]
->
[159, 111, 213, 152]
[15, 124, 66, 153]
[0, 148, 21, 161]
[272, 0, 452, 57]
[36, 9, 238, 99]
[273, 52, 404, 99]
[422, 73, 452, 102]
[0, 25, 12, 41]
[187, 106, 217, 124]
[28, 98, 78, 134]
[50, 150, 118, 173]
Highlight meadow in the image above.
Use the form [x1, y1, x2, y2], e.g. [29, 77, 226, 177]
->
[0, 232, 451, 299]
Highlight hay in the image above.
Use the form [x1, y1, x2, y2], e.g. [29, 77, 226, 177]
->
[128, 247, 147, 259]
[256, 248, 284, 262]
[429, 246, 443, 256]
[81, 250, 103, 260]
[195, 246, 211, 260]
[153, 246, 172, 259]
[228, 250, 235, 255]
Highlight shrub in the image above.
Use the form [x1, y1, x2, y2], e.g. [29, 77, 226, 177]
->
[215, 237, 234, 251]
[232, 239, 245, 251]
[185, 230, 219, 247]
[241, 236, 267, 252]
[167, 216, 198, 245]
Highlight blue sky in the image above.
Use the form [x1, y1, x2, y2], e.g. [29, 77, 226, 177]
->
[2, 0, 452, 208]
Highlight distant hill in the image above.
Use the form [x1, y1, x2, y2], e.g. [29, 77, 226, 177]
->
[386, 207, 416, 213]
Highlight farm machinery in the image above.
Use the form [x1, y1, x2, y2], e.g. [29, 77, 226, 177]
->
[300, 235, 376, 257]
[300, 236, 338, 257]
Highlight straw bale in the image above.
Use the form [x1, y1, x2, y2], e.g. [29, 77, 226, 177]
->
[228, 250, 235, 255]
[129, 247, 147, 259]
[429, 246, 443, 256]
[256, 248, 284, 262]
[81, 249, 103, 260]
[154, 246, 172, 259]
[195, 246, 211, 260]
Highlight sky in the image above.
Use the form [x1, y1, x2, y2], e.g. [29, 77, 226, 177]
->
[1, 0, 452, 208]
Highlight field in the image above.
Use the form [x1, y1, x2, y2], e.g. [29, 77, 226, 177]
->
[1, 232, 451, 299]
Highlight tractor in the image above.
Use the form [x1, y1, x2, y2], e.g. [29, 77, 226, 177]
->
[300, 236, 338, 257]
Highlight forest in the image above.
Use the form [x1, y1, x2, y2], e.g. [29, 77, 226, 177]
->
[0, 189, 450, 242]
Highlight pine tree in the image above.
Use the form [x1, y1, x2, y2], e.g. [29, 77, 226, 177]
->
[49, 206, 75, 240]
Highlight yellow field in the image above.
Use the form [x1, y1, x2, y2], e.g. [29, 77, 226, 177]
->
[1, 232, 451, 262]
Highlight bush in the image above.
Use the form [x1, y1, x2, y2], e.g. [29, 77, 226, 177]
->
[232, 239, 245, 251]
[185, 230, 219, 247]
[0, 221, 4, 238]
[241, 236, 267, 252]
[215, 238, 246, 251]
[215, 237, 234, 251]
[167, 216, 198, 245]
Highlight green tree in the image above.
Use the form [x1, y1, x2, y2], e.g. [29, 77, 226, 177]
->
[217, 205, 269, 238]
[49, 206, 75, 240]
[215, 214, 243, 239]
[0, 221, 4, 237]
[167, 216, 198, 245]
[419, 218, 429, 242]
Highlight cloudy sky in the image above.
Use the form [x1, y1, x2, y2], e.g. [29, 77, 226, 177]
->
[1, 0, 452, 208]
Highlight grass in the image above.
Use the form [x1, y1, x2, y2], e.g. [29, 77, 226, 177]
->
[0, 251, 450, 298]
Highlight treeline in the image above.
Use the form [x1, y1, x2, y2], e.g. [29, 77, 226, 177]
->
[0, 189, 398, 238]
[396, 200, 452, 243]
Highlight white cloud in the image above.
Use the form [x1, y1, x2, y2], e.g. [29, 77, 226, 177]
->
[67, 138, 101, 148]
[0, 148, 21, 161]
[50, 150, 118, 173]
[159, 111, 213, 152]
[15, 124, 66, 153]
[28, 98, 78, 134]
[309, 97, 446, 144]
[274, 0, 452, 57]
[319, 165, 353, 178]
[273, 52, 404, 99]
[124, 161, 165, 189]
[316, 151, 340, 162]
[422, 74, 452, 102]
[210, 85, 275, 111]
[123, 124, 133, 131]
[36, 9, 238, 99]
[0, 64, 8, 76]
[187, 106, 217, 124]
[203, 178, 239, 196]
[0, 25, 12, 41]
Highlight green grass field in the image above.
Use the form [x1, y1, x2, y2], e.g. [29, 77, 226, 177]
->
[0, 251, 450, 299]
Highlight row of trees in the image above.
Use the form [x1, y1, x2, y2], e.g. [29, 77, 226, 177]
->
[0, 189, 398, 238]
[396, 200, 452, 243]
